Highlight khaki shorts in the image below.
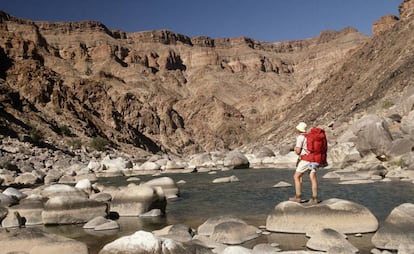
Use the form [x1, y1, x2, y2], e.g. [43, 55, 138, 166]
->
[296, 160, 319, 173]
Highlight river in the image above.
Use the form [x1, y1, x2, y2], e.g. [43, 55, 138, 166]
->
[42, 168, 414, 253]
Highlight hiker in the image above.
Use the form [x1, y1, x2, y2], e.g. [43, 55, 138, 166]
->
[289, 122, 327, 205]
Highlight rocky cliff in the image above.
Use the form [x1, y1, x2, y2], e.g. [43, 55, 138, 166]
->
[0, 0, 413, 157]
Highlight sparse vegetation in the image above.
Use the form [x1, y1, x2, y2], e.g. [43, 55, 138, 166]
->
[29, 128, 43, 144]
[396, 158, 405, 168]
[383, 100, 395, 109]
[59, 125, 72, 136]
[67, 138, 82, 150]
[90, 136, 109, 151]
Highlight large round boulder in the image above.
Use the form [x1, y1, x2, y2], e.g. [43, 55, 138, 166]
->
[306, 228, 358, 253]
[349, 114, 393, 156]
[371, 203, 414, 251]
[197, 215, 259, 245]
[223, 150, 250, 169]
[266, 198, 378, 234]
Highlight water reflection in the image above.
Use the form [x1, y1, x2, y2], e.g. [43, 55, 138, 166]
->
[41, 168, 414, 253]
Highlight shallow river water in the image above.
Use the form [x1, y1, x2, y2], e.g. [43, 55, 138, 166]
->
[42, 168, 414, 254]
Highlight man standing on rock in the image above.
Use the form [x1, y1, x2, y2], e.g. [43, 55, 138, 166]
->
[289, 122, 327, 205]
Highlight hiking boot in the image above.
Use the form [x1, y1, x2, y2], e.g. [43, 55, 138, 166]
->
[308, 198, 319, 205]
[289, 196, 301, 202]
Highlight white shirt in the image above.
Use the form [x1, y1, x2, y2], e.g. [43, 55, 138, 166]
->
[295, 134, 308, 155]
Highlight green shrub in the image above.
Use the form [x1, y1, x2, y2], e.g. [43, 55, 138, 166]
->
[29, 128, 43, 144]
[90, 136, 108, 151]
[59, 125, 72, 136]
[383, 100, 394, 109]
[67, 138, 82, 150]
[396, 158, 405, 168]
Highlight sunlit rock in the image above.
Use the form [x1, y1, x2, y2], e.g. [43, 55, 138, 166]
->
[266, 198, 378, 234]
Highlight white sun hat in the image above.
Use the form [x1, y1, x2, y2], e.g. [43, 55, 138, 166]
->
[296, 122, 307, 133]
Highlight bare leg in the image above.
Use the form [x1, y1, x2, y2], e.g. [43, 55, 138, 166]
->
[309, 171, 318, 200]
[293, 171, 304, 199]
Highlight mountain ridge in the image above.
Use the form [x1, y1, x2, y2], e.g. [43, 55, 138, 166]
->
[0, 1, 412, 157]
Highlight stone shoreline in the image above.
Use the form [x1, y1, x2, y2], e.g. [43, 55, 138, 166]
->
[1, 136, 413, 253]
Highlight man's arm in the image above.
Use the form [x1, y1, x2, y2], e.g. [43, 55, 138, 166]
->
[295, 134, 305, 155]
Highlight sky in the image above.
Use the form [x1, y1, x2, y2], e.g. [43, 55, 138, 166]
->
[0, 0, 400, 42]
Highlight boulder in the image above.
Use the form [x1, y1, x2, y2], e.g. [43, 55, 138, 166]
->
[273, 181, 292, 188]
[209, 220, 260, 244]
[139, 161, 161, 171]
[83, 216, 109, 229]
[263, 151, 298, 168]
[41, 184, 88, 199]
[371, 203, 414, 251]
[42, 196, 108, 224]
[0, 192, 18, 207]
[44, 169, 63, 184]
[251, 146, 275, 158]
[328, 142, 361, 168]
[153, 224, 195, 242]
[94, 220, 120, 231]
[401, 110, 414, 136]
[198, 215, 248, 236]
[75, 178, 92, 194]
[252, 243, 282, 253]
[5, 199, 44, 226]
[266, 198, 378, 234]
[197, 215, 259, 244]
[14, 172, 41, 185]
[188, 152, 217, 170]
[165, 159, 188, 172]
[221, 246, 252, 254]
[2, 187, 28, 200]
[101, 156, 133, 171]
[349, 114, 393, 156]
[306, 228, 358, 253]
[223, 150, 250, 169]
[139, 208, 162, 217]
[387, 137, 414, 156]
[110, 184, 166, 216]
[98, 230, 211, 254]
[0, 206, 7, 221]
[212, 175, 239, 183]
[143, 176, 180, 199]
[0, 227, 88, 254]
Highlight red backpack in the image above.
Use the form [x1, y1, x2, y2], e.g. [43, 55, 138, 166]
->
[300, 127, 328, 165]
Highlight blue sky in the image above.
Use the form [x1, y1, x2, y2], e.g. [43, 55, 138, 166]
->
[0, 0, 400, 42]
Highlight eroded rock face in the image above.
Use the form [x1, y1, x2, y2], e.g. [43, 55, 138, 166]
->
[0, 10, 371, 156]
[399, 0, 414, 20]
[266, 198, 378, 234]
[372, 15, 399, 36]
